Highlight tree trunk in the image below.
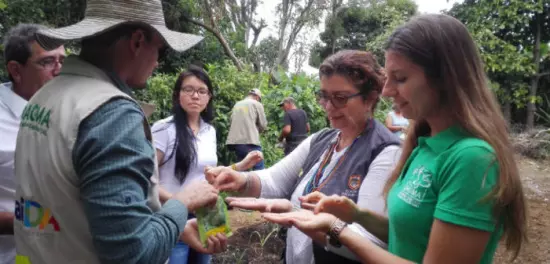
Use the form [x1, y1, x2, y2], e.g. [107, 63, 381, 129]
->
[186, 18, 244, 71]
[526, 13, 542, 130]
[503, 99, 512, 124]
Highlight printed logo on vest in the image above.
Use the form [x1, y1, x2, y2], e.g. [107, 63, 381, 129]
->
[347, 175, 361, 190]
[20, 103, 52, 136]
[397, 165, 432, 208]
[15, 198, 60, 232]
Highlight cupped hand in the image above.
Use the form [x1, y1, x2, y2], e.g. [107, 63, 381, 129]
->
[314, 195, 359, 223]
[239, 150, 264, 171]
[204, 166, 246, 192]
[299, 191, 327, 210]
[180, 219, 228, 254]
[174, 180, 219, 212]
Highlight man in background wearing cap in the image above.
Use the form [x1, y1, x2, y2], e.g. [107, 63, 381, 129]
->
[226, 88, 268, 170]
[278, 97, 309, 156]
[13, 0, 226, 263]
[0, 23, 65, 264]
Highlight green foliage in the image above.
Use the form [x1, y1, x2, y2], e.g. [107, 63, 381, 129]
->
[448, 0, 550, 126]
[140, 61, 327, 167]
[310, 0, 418, 67]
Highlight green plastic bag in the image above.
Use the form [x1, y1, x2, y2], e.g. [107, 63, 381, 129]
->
[196, 192, 232, 247]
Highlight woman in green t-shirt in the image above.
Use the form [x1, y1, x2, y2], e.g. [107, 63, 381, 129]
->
[262, 14, 527, 264]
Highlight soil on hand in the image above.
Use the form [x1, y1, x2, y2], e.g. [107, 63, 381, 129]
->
[213, 157, 550, 264]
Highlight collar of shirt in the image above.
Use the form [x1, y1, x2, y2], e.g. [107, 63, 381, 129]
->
[198, 118, 211, 134]
[0, 82, 27, 119]
[419, 125, 469, 154]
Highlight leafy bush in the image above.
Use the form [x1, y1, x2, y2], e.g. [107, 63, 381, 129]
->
[138, 61, 392, 167]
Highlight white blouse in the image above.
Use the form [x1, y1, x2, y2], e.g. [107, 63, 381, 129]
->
[152, 116, 218, 194]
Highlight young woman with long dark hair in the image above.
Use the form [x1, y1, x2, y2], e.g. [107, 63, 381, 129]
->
[152, 66, 261, 264]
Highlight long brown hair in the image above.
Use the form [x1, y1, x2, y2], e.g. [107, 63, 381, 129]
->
[382, 14, 527, 258]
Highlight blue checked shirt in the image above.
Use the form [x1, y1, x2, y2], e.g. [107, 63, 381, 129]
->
[71, 72, 188, 264]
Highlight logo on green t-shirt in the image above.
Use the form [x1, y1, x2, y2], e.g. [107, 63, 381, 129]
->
[398, 166, 433, 207]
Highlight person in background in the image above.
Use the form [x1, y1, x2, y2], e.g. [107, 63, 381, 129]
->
[206, 50, 402, 264]
[152, 66, 262, 264]
[226, 88, 268, 170]
[0, 23, 65, 264]
[278, 97, 310, 156]
[13, 1, 227, 263]
[261, 14, 527, 264]
[385, 103, 409, 138]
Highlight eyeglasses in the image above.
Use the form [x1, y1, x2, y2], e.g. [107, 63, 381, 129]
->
[33, 56, 64, 70]
[181, 87, 211, 97]
[316, 91, 363, 109]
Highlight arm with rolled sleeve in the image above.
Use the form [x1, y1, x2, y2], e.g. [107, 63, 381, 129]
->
[73, 99, 188, 264]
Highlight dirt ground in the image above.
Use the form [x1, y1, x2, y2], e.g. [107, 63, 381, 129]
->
[213, 157, 550, 264]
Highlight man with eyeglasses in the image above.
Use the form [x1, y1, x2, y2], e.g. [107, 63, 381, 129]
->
[0, 23, 65, 263]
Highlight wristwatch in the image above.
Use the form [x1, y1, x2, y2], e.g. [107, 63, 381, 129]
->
[326, 219, 347, 248]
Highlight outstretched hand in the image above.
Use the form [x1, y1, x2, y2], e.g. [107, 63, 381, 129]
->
[238, 150, 264, 171]
[262, 210, 337, 236]
[226, 197, 293, 213]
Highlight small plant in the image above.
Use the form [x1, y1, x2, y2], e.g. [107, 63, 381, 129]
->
[249, 224, 280, 248]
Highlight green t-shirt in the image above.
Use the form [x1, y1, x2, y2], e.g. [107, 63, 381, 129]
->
[387, 125, 502, 263]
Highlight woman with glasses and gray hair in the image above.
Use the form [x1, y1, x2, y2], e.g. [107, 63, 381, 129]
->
[205, 50, 402, 264]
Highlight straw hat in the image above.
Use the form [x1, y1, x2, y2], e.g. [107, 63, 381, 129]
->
[36, 0, 203, 52]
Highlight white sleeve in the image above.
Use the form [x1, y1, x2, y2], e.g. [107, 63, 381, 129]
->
[256, 135, 313, 199]
[326, 145, 402, 258]
[151, 122, 171, 155]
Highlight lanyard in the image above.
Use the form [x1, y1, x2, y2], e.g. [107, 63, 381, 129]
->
[304, 133, 360, 194]
[303, 119, 373, 195]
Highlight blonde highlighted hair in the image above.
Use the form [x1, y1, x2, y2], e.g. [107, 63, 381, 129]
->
[382, 14, 527, 258]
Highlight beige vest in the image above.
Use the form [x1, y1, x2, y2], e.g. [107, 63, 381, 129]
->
[14, 57, 161, 264]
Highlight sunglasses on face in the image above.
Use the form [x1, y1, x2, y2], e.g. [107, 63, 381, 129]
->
[315, 91, 363, 109]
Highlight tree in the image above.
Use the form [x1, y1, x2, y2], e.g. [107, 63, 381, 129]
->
[255, 36, 280, 72]
[448, 0, 550, 128]
[309, 0, 417, 67]
[274, 0, 328, 71]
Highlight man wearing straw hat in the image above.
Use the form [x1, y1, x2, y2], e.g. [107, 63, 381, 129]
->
[13, 1, 226, 263]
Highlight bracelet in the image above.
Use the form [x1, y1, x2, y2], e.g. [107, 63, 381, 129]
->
[240, 172, 251, 194]
[327, 219, 347, 248]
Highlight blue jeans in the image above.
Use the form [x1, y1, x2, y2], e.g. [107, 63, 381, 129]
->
[231, 144, 265, 170]
[169, 241, 211, 264]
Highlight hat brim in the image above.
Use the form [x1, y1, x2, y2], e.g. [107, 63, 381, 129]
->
[36, 17, 203, 52]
